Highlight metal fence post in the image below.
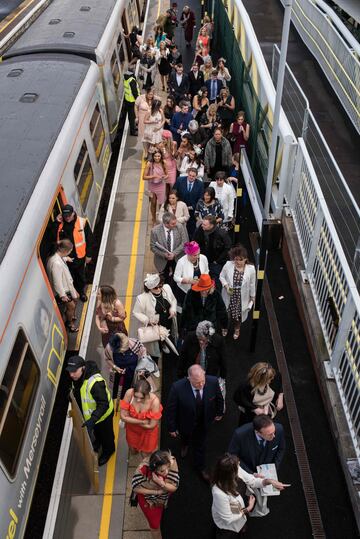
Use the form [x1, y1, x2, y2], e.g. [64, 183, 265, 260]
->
[290, 141, 304, 208]
[305, 206, 323, 274]
[330, 295, 355, 371]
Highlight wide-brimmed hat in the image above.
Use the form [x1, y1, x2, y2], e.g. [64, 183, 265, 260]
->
[192, 274, 215, 292]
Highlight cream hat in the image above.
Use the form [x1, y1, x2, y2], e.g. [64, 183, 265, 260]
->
[144, 273, 160, 290]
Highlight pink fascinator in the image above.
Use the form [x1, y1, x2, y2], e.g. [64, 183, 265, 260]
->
[184, 241, 200, 255]
[162, 130, 172, 140]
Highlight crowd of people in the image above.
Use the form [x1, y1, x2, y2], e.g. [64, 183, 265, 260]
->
[50, 6, 291, 539]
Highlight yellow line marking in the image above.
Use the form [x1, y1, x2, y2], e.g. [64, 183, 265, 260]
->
[157, 0, 162, 19]
[0, 0, 37, 34]
[74, 285, 92, 350]
[98, 158, 145, 538]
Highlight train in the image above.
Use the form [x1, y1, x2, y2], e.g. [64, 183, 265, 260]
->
[0, 0, 145, 536]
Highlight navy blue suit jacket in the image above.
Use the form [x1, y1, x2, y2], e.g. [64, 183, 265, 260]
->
[228, 422, 285, 473]
[205, 79, 223, 101]
[174, 177, 204, 211]
[166, 376, 224, 436]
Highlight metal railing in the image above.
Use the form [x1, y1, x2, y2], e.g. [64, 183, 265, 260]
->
[279, 0, 360, 133]
[290, 138, 360, 461]
[272, 44, 360, 271]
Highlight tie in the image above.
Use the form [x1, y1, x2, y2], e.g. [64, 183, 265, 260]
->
[195, 389, 203, 421]
[188, 182, 193, 192]
[211, 80, 216, 100]
[167, 229, 171, 252]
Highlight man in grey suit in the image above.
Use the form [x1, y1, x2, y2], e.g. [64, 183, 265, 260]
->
[150, 212, 188, 282]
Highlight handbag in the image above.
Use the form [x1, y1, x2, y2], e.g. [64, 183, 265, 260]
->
[137, 324, 162, 343]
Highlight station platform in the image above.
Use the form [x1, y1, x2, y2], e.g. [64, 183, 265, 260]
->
[35, 0, 359, 538]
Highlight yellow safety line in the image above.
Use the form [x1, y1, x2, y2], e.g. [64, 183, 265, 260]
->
[99, 159, 145, 538]
[0, 0, 37, 34]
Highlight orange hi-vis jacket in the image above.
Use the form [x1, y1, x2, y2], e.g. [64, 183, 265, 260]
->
[57, 216, 87, 259]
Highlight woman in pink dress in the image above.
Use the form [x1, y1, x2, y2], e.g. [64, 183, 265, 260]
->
[158, 129, 177, 196]
[196, 28, 210, 59]
[143, 150, 168, 225]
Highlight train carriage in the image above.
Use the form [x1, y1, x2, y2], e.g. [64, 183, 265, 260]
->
[0, 54, 111, 538]
[3, 0, 143, 140]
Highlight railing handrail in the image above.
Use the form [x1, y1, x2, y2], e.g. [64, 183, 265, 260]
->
[297, 137, 360, 306]
[234, 0, 295, 141]
[311, 0, 360, 55]
[273, 43, 360, 223]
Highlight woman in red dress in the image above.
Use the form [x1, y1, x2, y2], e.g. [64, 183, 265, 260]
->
[120, 379, 162, 457]
[180, 6, 195, 47]
[132, 450, 179, 539]
[229, 110, 250, 154]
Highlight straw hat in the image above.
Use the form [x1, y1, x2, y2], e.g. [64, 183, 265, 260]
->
[191, 274, 215, 292]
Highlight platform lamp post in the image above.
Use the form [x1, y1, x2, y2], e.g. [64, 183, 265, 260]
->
[250, 0, 293, 352]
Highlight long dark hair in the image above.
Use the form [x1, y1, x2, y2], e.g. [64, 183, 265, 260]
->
[151, 99, 162, 115]
[212, 453, 246, 497]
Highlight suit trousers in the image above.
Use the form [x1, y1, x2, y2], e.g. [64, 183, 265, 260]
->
[124, 101, 137, 135]
[215, 527, 242, 538]
[93, 412, 115, 457]
[181, 424, 207, 470]
[69, 257, 87, 295]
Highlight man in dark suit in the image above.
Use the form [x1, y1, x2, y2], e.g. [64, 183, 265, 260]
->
[188, 63, 205, 98]
[175, 168, 204, 238]
[168, 63, 190, 104]
[170, 101, 193, 145]
[205, 70, 223, 103]
[166, 364, 224, 480]
[228, 414, 286, 474]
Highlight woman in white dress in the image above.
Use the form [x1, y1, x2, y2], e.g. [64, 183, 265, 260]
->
[220, 245, 256, 340]
[143, 99, 165, 156]
[212, 453, 288, 538]
[173, 241, 209, 302]
[133, 273, 177, 361]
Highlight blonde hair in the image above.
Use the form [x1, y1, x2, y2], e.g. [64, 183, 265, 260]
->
[207, 103, 217, 119]
[248, 362, 276, 389]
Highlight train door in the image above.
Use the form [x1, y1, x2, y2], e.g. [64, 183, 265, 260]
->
[121, 13, 132, 59]
[39, 190, 65, 267]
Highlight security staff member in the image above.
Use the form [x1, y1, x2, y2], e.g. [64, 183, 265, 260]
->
[123, 67, 140, 136]
[67, 356, 115, 466]
[55, 204, 93, 302]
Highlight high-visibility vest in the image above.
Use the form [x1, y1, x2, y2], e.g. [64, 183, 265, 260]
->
[57, 215, 87, 259]
[124, 76, 139, 103]
[80, 373, 114, 424]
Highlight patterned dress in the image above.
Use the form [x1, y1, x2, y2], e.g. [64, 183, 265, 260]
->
[228, 268, 243, 322]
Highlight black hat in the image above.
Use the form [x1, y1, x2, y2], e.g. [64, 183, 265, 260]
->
[62, 204, 74, 216]
[66, 355, 86, 372]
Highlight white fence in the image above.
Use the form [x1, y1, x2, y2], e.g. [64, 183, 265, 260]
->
[290, 138, 360, 460]
[272, 44, 360, 269]
[279, 0, 360, 133]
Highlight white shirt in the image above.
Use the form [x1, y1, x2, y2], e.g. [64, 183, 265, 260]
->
[163, 225, 173, 252]
[212, 466, 264, 533]
[190, 385, 203, 399]
[209, 181, 235, 221]
[176, 74, 183, 86]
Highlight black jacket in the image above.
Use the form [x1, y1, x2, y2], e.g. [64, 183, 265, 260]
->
[188, 70, 205, 97]
[228, 422, 285, 473]
[166, 376, 224, 436]
[193, 225, 231, 266]
[168, 71, 190, 98]
[181, 289, 228, 332]
[177, 331, 227, 379]
[233, 374, 283, 424]
[72, 361, 110, 423]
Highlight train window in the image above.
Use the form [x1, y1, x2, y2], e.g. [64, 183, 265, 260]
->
[121, 13, 131, 58]
[110, 51, 121, 90]
[90, 104, 105, 160]
[74, 141, 94, 210]
[0, 330, 40, 478]
[117, 39, 126, 73]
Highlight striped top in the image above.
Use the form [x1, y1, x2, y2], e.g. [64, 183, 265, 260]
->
[132, 460, 180, 505]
